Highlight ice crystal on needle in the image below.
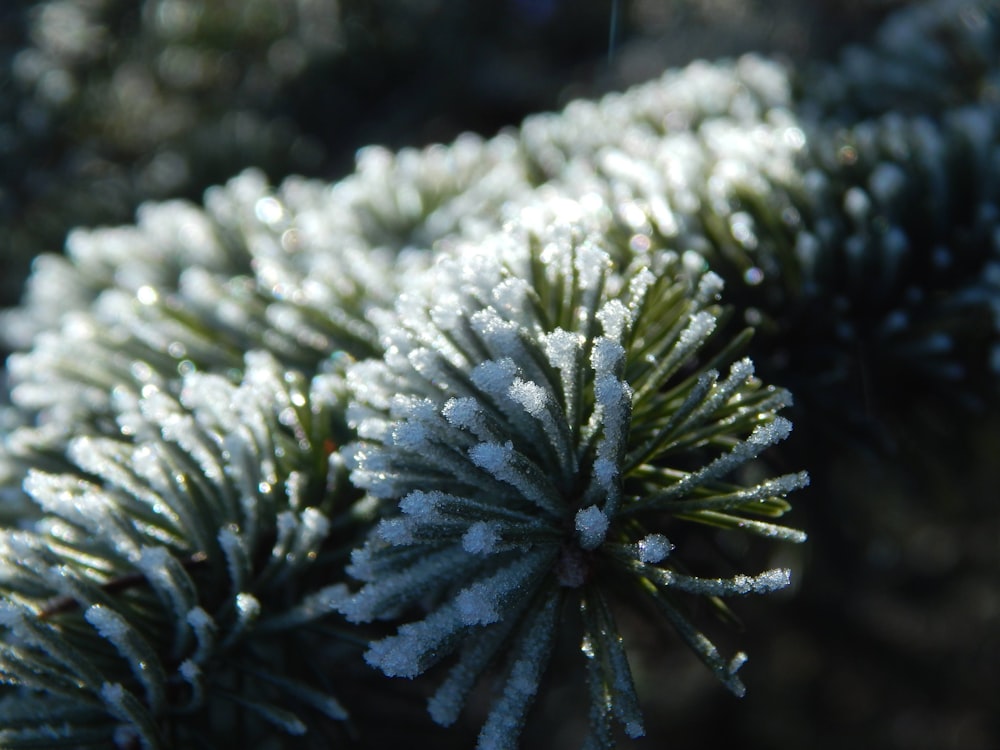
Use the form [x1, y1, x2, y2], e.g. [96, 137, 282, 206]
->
[341, 210, 807, 748]
[0, 352, 354, 748]
[0, 168, 421, 515]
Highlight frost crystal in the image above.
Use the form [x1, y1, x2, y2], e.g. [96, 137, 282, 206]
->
[508, 379, 548, 417]
[462, 522, 502, 555]
[575, 506, 610, 550]
[0, 352, 352, 745]
[341, 218, 805, 746]
[38, 7, 998, 740]
[637, 534, 673, 563]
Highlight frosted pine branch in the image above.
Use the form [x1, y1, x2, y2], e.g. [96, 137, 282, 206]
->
[0, 353, 358, 747]
[0, 3, 996, 747]
[340, 214, 806, 747]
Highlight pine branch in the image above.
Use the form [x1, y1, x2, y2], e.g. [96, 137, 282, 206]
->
[0, 2, 997, 748]
[338, 217, 806, 746]
[0, 353, 359, 748]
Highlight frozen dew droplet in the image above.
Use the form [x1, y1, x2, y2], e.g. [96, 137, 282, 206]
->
[590, 337, 625, 375]
[697, 270, 725, 302]
[637, 534, 673, 563]
[575, 506, 609, 550]
[469, 440, 515, 476]
[376, 517, 413, 546]
[456, 583, 501, 626]
[748, 417, 792, 446]
[462, 521, 501, 555]
[679, 311, 717, 348]
[508, 379, 548, 417]
[596, 300, 631, 341]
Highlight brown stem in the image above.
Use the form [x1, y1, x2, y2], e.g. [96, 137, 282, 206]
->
[38, 551, 209, 619]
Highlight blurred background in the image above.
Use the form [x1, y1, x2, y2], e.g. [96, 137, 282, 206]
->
[1, 2, 997, 749]
[0, 0, 903, 319]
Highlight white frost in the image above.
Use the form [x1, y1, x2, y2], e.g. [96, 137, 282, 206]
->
[508, 379, 548, 417]
[637, 534, 673, 563]
[462, 522, 501, 555]
[575, 506, 609, 550]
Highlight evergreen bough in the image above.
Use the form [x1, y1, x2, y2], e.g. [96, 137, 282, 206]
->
[0, 0, 997, 747]
[0, 352, 356, 748]
[340, 219, 806, 748]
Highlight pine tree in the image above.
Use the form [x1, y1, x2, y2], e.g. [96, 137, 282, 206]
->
[0, 0, 997, 747]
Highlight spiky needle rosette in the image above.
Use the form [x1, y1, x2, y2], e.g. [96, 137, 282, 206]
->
[0, 167, 426, 516]
[0, 352, 356, 749]
[340, 207, 807, 749]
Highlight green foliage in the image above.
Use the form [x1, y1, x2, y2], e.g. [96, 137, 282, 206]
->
[339, 220, 805, 747]
[0, 1, 998, 748]
[0, 352, 357, 748]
